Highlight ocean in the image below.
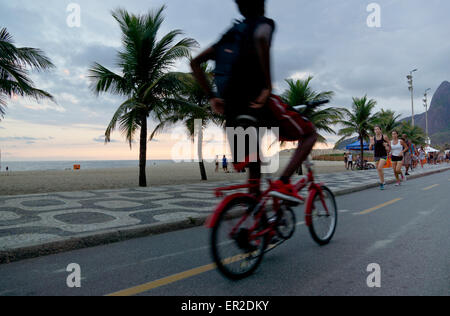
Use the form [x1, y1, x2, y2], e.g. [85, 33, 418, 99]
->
[0, 160, 174, 172]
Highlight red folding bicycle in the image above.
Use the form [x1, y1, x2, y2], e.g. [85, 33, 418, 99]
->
[205, 101, 338, 280]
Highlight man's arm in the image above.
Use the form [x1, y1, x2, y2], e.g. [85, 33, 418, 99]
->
[190, 47, 225, 114]
[251, 24, 273, 109]
[190, 47, 215, 99]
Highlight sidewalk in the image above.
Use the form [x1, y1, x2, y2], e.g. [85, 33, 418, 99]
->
[1, 164, 449, 264]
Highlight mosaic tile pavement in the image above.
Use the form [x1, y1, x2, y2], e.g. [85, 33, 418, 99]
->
[0, 164, 449, 253]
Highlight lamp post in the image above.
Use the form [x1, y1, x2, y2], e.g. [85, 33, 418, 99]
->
[407, 69, 418, 127]
[423, 88, 431, 145]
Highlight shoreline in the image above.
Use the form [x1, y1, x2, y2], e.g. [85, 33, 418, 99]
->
[0, 159, 348, 197]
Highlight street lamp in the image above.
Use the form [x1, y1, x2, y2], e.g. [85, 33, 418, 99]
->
[407, 69, 418, 127]
[423, 88, 431, 145]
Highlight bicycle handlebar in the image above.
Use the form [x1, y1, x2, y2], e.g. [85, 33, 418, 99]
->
[305, 99, 330, 107]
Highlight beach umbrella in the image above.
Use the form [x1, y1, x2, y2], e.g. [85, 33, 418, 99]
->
[425, 146, 439, 153]
[346, 140, 370, 151]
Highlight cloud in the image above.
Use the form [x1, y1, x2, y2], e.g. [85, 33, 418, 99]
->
[0, 136, 52, 142]
[93, 135, 119, 143]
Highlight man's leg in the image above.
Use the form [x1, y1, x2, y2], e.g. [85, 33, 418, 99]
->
[280, 132, 318, 182]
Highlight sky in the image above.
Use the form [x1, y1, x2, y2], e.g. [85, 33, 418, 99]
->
[0, 0, 449, 161]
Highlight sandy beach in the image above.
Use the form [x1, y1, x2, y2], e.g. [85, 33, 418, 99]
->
[0, 154, 348, 196]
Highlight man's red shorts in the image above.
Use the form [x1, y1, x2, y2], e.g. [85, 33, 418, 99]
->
[268, 95, 316, 142]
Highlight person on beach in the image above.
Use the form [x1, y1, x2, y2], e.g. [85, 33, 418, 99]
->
[191, 0, 318, 200]
[390, 130, 407, 186]
[347, 153, 353, 170]
[222, 155, 229, 173]
[369, 126, 390, 190]
[215, 155, 219, 172]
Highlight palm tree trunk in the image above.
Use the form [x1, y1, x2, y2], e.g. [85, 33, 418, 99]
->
[139, 115, 148, 187]
[360, 135, 364, 167]
[197, 125, 207, 181]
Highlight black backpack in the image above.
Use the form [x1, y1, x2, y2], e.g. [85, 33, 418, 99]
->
[213, 20, 250, 99]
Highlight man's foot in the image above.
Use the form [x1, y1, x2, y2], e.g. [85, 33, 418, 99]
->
[269, 180, 302, 204]
[395, 181, 401, 186]
[380, 183, 385, 190]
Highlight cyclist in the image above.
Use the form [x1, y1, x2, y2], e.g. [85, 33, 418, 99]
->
[369, 126, 390, 190]
[191, 0, 317, 201]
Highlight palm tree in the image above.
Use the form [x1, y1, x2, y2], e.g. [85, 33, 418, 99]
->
[336, 95, 379, 162]
[281, 77, 343, 143]
[88, 7, 197, 187]
[375, 109, 401, 135]
[398, 121, 426, 146]
[281, 76, 343, 174]
[0, 27, 55, 120]
[150, 64, 224, 181]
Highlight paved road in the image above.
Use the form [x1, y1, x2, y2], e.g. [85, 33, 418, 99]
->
[0, 170, 448, 296]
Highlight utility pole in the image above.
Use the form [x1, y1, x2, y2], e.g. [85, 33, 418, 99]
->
[423, 88, 431, 145]
[407, 69, 418, 127]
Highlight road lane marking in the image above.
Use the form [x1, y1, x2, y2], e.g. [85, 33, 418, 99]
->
[357, 198, 403, 215]
[422, 184, 439, 191]
[107, 262, 217, 296]
[107, 252, 257, 296]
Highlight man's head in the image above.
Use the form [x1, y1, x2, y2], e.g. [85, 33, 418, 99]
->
[235, 0, 265, 18]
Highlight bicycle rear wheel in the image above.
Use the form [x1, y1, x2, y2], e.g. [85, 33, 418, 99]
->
[308, 186, 338, 246]
[211, 196, 268, 280]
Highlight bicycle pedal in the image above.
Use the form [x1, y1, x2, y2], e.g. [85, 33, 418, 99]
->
[266, 240, 284, 252]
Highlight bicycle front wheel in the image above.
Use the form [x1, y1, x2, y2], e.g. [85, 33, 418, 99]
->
[308, 186, 338, 246]
[211, 196, 268, 280]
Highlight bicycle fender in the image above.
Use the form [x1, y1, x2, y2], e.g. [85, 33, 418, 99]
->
[304, 184, 321, 227]
[205, 193, 255, 228]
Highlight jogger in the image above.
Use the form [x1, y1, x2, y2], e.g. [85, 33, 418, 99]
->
[390, 130, 407, 186]
[370, 126, 390, 190]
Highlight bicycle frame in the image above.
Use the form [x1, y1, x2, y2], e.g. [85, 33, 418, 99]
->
[205, 163, 330, 229]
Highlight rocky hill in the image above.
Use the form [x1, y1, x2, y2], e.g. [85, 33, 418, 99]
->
[405, 81, 450, 144]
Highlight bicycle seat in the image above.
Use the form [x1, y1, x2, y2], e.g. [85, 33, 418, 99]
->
[234, 115, 258, 128]
[293, 100, 330, 113]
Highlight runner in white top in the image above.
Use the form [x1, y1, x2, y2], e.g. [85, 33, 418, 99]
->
[390, 130, 408, 186]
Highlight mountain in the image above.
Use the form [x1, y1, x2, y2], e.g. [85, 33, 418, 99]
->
[403, 81, 450, 145]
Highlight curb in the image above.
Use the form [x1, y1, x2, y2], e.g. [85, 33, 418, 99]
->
[1, 166, 449, 264]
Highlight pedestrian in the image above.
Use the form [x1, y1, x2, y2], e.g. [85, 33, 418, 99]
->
[344, 152, 348, 170]
[347, 152, 353, 170]
[418, 146, 426, 168]
[222, 155, 229, 173]
[409, 142, 417, 170]
[390, 130, 407, 186]
[401, 134, 412, 175]
[215, 155, 219, 172]
[369, 126, 390, 190]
